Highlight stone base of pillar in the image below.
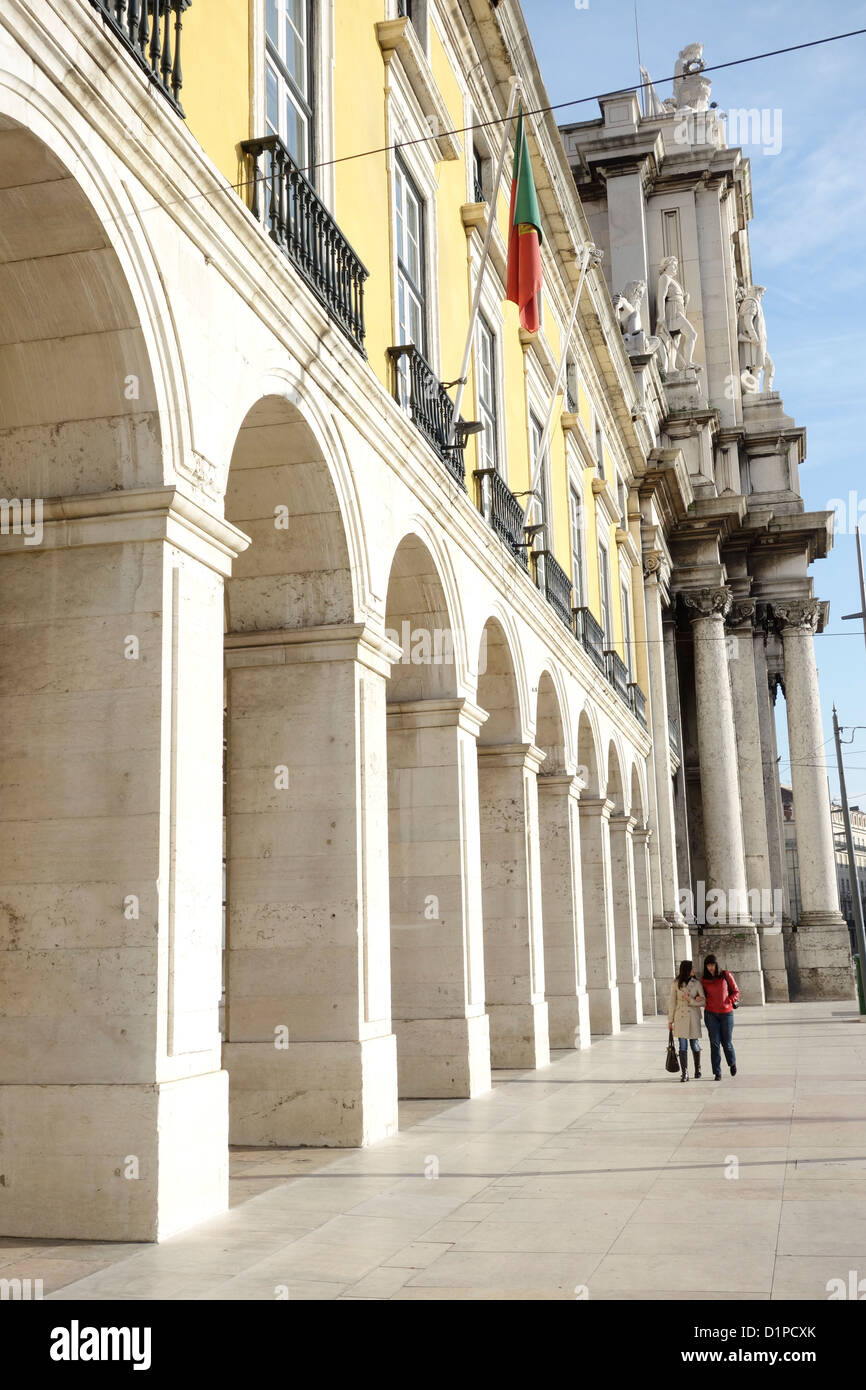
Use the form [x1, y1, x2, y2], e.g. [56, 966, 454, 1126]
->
[688, 927, 765, 1006]
[224, 1034, 398, 1148]
[546, 993, 587, 1050]
[617, 979, 643, 1026]
[640, 976, 658, 1016]
[488, 1001, 550, 1069]
[669, 912, 693, 959]
[784, 916, 856, 1001]
[587, 986, 621, 1036]
[0, 1071, 228, 1242]
[758, 925, 790, 1002]
[394, 1015, 491, 1098]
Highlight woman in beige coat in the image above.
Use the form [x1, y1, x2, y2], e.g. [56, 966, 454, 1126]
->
[668, 960, 706, 1082]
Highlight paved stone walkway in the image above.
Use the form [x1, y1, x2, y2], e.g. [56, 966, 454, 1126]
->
[7, 1002, 866, 1301]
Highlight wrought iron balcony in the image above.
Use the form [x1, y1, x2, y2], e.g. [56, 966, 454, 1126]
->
[629, 682, 648, 728]
[534, 551, 574, 629]
[88, 1, 190, 114]
[668, 714, 681, 753]
[397, 0, 413, 16]
[242, 134, 368, 355]
[388, 345, 470, 487]
[606, 649, 631, 705]
[574, 607, 607, 674]
[474, 468, 530, 570]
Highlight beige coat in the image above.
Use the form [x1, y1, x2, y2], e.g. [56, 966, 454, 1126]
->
[668, 977, 706, 1039]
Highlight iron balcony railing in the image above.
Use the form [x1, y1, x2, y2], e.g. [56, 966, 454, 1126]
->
[397, 0, 413, 16]
[388, 345, 469, 487]
[473, 175, 485, 203]
[242, 134, 369, 355]
[574, 607, 607, 673]
[606, 650, 631, 704]
[89, 0, 190, 114]
[629, 682, 648, 728]
[534, 551, 573, 629]
[668, 714, 681, 753]
[474, 468, 530, 570]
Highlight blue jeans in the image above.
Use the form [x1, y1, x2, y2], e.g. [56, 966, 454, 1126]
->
[677, 1038, 701, 1055]
[705, 1010, 736, 1076]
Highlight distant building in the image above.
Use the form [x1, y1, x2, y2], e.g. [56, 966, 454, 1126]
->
[782, 784, 866, 955]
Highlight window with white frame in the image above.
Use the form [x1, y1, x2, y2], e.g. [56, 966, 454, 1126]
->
[565, 356, 579, 413]
[617, 474, 629, 529]
[598, 538, 612, 646]
[621, 572, 634, 677]
[530, 412, 553, 546]
[569, 484, 585, 607]
[394, 156, 427, 356]
[477, 315, 499, 472]
[594, 418, 606, 480]
[266, 0, 315, 172]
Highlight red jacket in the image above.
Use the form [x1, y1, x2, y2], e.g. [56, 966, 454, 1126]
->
[703, 971, 739, 1014]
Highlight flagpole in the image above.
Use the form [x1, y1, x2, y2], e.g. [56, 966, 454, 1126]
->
[447, 76, 521, 448]
[523, 243, 601, 529]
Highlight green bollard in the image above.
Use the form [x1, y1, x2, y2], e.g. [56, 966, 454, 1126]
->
[855, 955, 866, 1016]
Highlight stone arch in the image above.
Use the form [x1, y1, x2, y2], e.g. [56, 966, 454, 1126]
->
[534, 667, 571, 774]
[476, 615, 525, 746]
[630, 761, 648, 826]
[384, 529, 463, 700]
[605, 739, 627, 815]
[0, 113, 168, 498]
[576, 703, 603, 796]
[224, 393, 355, 631]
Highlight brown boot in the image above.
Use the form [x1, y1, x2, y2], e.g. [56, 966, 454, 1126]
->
[693, 1051, 702, 1079]
[679, 1052, 689, 1082]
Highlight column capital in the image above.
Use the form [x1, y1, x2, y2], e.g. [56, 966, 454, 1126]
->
[773, 598, 822, 634]
[578, 795, 614, 820]
[536, 772, 584, 797]
[682, 585, 733, 621]
[386, 697, 488, 736]
[609, 813, 638, 834]
[725, 598, 756, 629]
[476, 742, 546, 773]
[642, 549, 670, 585]
[225, 622, 402, 678]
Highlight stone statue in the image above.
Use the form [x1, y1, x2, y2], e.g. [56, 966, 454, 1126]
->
[672, 43, 712, 111]
[737, 284, 775, 394]
[613, 280, 661, 357]
[655, 256, 698, 372]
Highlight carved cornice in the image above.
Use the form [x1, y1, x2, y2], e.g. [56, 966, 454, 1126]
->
[725, 599, 756, 629]
[682, 586, 733, 621]
[773, 598, 822, 634]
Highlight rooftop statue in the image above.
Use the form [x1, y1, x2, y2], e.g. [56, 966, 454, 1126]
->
[613, 280, 661, 358]
[655, 256, 698, 372]
[737, 284, 775, 394]
[672, 43, 712, 112]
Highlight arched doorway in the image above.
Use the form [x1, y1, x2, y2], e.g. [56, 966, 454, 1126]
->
[607, 740, 642, 1026]
[576, 707, 619, 1034]
[384, 535, 490, 1098]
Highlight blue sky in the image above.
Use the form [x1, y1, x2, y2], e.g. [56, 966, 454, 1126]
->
[523, 0, 866, 802]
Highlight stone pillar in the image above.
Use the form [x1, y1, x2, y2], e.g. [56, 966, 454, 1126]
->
[477, 744, 550, 1068]
[577, 796, 620, 1034]
[223, 623, 399, 1148]
[609, 814, 643, 1025]
[682, 586, 764, 1004]
[775, 599, 855, 999]
[537, 774, 591, 1049]
[633, 826, 657, 1015]
[643, 555, 689, 998]
[386, 697, 491, 1097]
[727, 603, 789, 1000]
[0, 490, 246, 1241]
[754, 634, 791, 922]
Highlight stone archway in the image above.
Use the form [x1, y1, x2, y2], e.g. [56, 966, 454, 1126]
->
[607, 740, 642, 1026]
[576, 706, 619, 1034]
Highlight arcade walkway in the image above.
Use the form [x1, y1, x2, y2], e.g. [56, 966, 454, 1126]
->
[8, 1002, 866, 1301]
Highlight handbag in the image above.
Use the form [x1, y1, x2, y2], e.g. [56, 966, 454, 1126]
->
[665, 1034, 680, 1073]
[723, 970, 740, 1009]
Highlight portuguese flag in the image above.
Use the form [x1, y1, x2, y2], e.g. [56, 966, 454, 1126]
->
[506, 104, 543, 333]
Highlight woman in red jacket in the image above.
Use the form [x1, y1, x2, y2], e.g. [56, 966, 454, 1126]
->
[702, 954, 740, 1081]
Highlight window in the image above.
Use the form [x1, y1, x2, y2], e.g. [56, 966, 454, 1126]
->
[569, 485, 584, 607]
[394, 158, 427, 365]
[565, 357, 579, 414]
[617, 475, 628, 528]
[594, 419, 606, 480]
[472, 147, 485, 203]
[621, 576, 634, 677]
[598, 539, 612, 645]
[477, 316, 499, 472]
[266, 0, 315, 172]
[530, 412, 552, 544]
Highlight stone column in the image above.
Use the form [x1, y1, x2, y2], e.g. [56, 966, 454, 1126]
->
[643, 555, 689, 999]
[775, 599, 855, 999]
[754, 630, 791, 920]
[609, 814, 643, 1025]
[223, 623, 399, 1148]
[633, 825, 657, 1015]
[577, 796, 620, 1034]
[682, 586, 764, 1003]
[477, 744, 550, 1068]
[537, 774, 591, 1049]
[727, 603, 789, 1000]
[0, 490, 246, 1241]
[386, 697, 491, 1097]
